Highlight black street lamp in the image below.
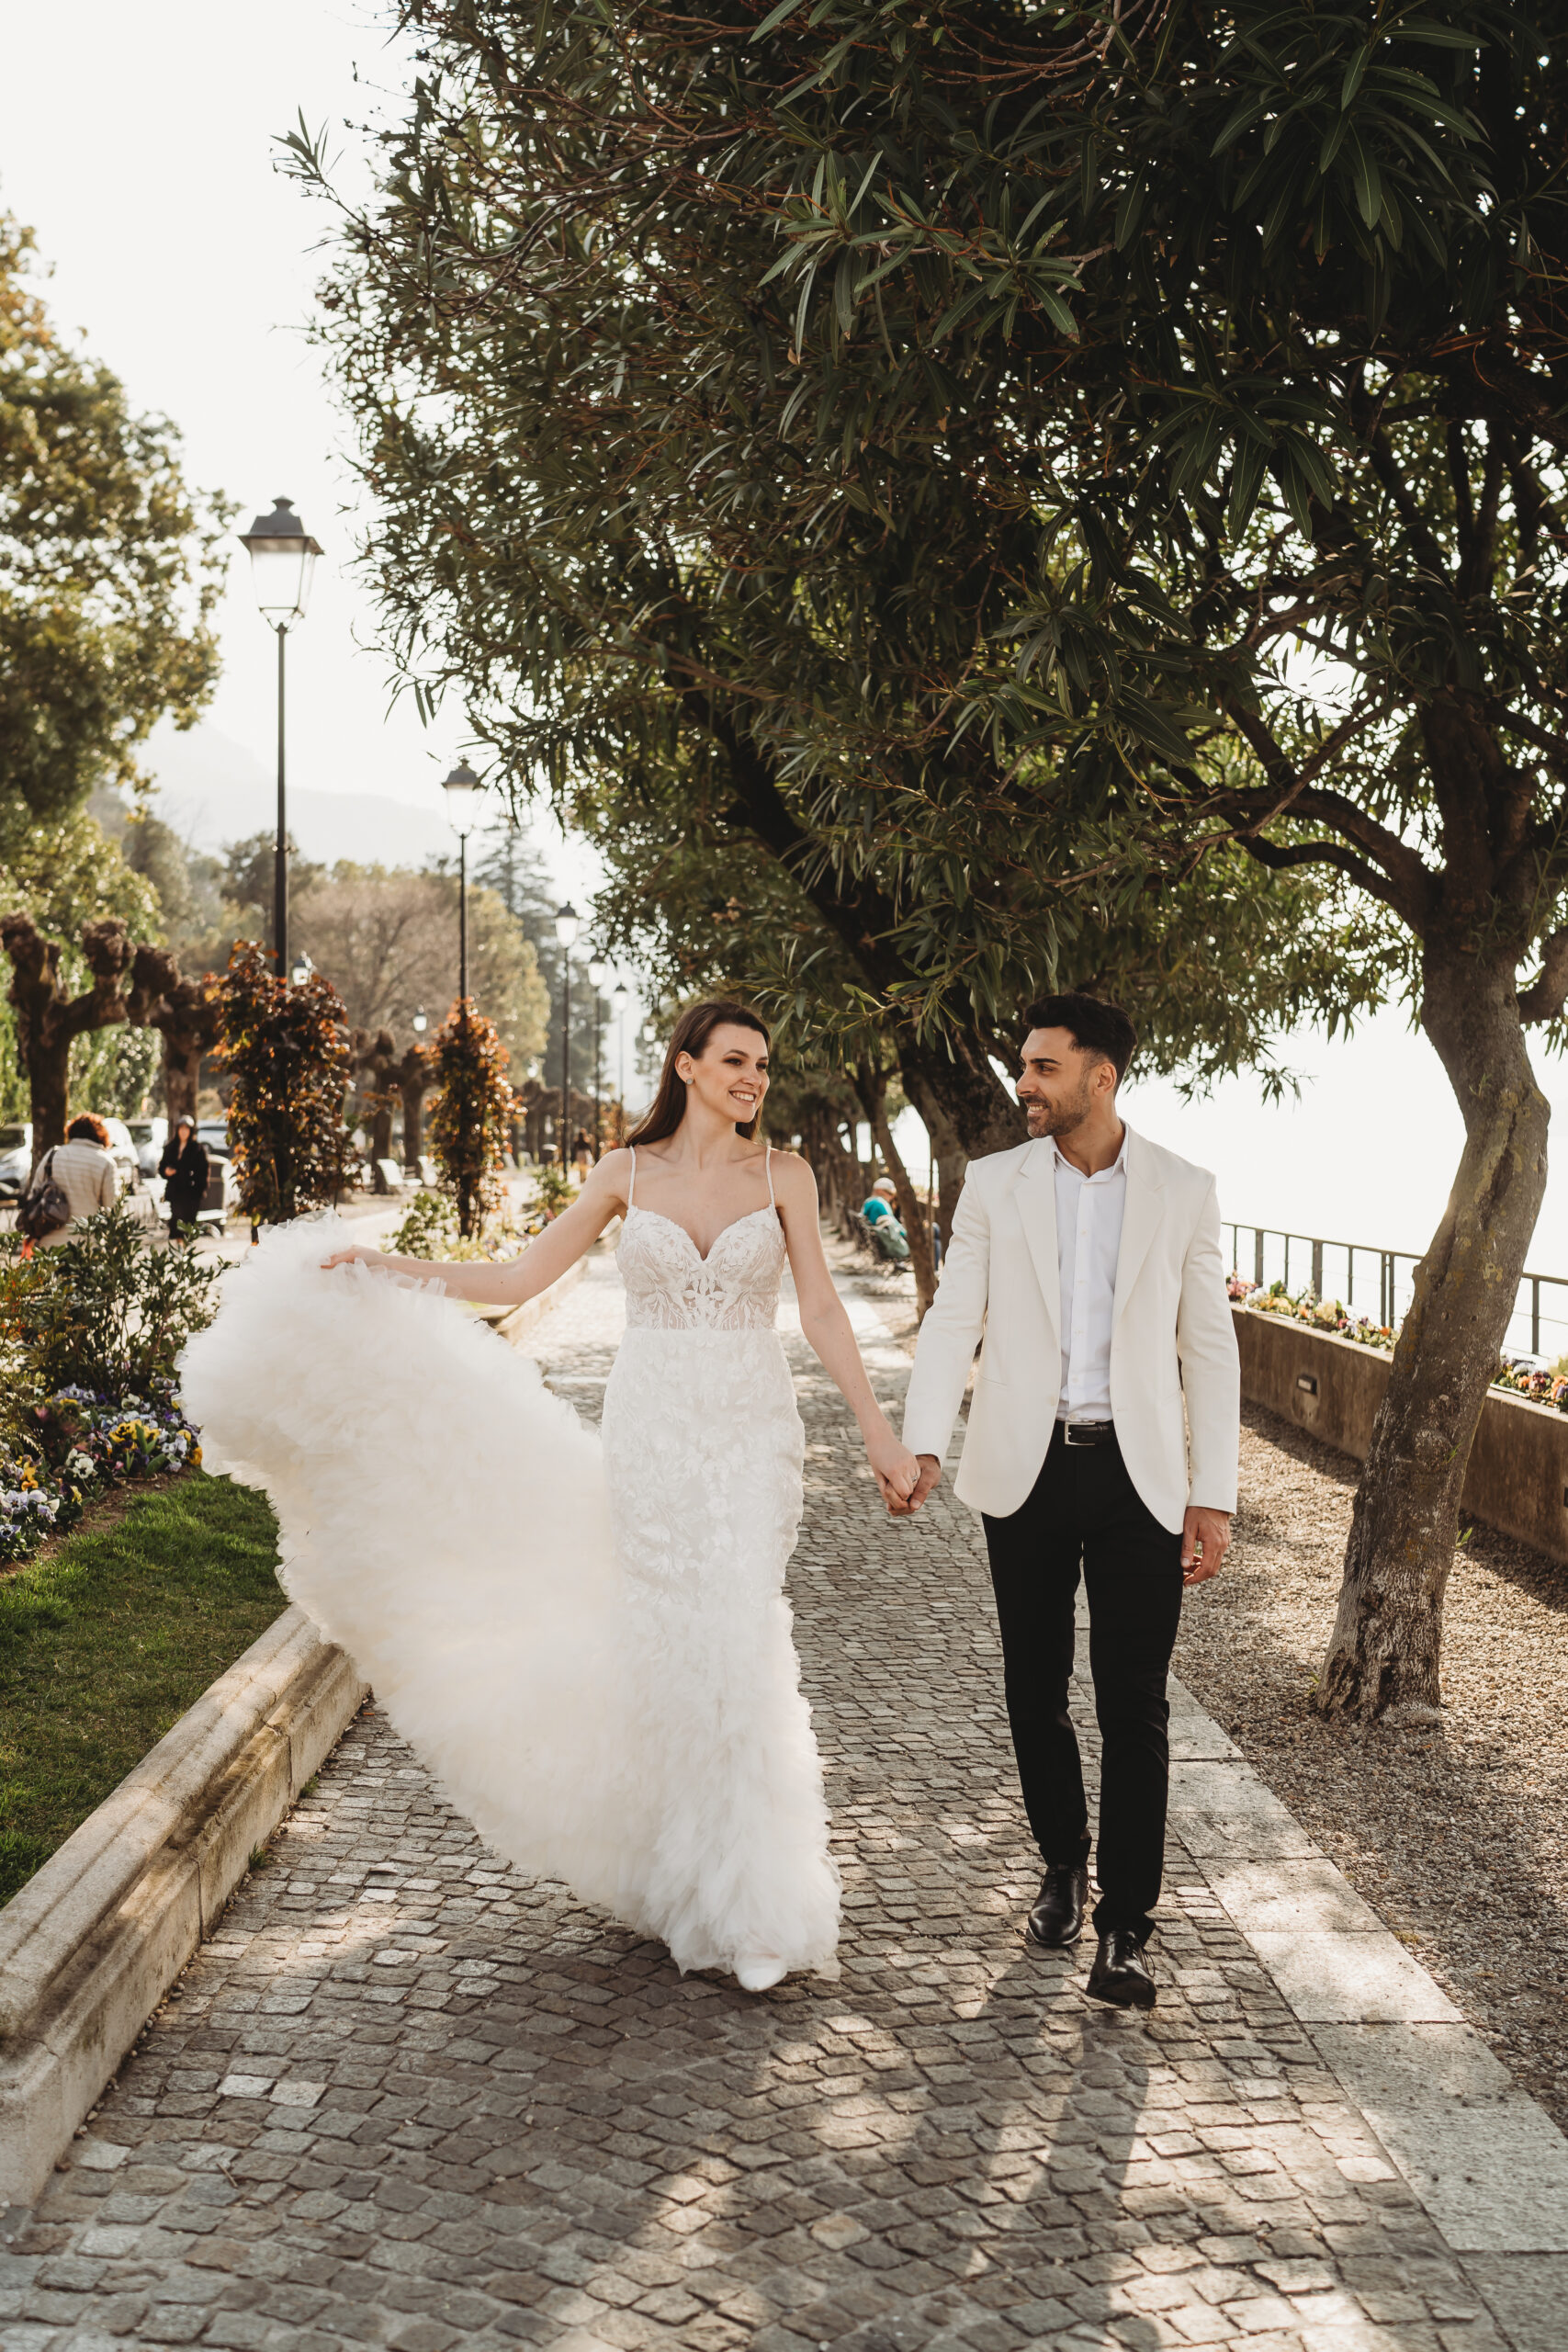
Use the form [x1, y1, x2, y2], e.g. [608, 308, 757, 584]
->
[238, 498, 322, 981]
[587, 957, 608, 1157]
[442, 762, 482, 1001]
[554, 901, 580, 1167]
[612, 984, 629, 1136]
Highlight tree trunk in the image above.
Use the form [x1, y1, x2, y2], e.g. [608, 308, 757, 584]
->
[129, 952, 220, 1131]
[897, 1027, 1023, 1168]
[872, 1091, 937, 1317]
[1317, 948, 1550, 1721]
[398, 1053, 432, 1172]
[3, 913, 137, 1171]
[897, 1055, 972, 1256]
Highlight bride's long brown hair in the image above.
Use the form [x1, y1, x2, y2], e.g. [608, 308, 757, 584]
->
[627, 1001, 771, 1147]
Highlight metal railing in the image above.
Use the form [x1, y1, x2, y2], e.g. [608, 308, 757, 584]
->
[1226, 1223, 1568, 1364]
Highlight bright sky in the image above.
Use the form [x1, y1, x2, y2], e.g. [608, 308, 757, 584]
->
[6, 0, 1568, 1274]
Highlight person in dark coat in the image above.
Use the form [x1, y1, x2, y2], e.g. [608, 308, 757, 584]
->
[157, 1116, 209, 1238]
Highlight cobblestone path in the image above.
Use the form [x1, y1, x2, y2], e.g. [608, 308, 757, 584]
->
[0, 1256, 1550, 2351]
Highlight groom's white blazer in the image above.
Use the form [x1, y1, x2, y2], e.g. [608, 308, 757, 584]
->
[902, 1125, 1240, 1532]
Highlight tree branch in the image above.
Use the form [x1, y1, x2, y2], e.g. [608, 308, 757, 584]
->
[1214, 699, 1438, 933]
[1517, 926, 1568, 1023]
[1237, 832, 1409, 918]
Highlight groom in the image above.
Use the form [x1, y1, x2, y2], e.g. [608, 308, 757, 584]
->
[898, 993, 1240, 2009]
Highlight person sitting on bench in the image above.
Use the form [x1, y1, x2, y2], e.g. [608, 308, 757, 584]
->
[861, 1177, 910, 1261]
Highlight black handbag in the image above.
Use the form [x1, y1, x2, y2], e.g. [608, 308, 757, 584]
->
[17, 1148, 70, 1240]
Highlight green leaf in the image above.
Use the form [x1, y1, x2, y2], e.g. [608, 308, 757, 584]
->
[1344, 128, 1383, 228]
[1226, 439, 1269, 538]
[750, 0, 807, 42]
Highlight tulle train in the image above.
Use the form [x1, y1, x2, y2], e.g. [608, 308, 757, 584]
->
[178, 1216, 840, 1981]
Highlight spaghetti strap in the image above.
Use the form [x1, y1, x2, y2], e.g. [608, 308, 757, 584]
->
[765, 1145, 774, 1209]
[626, 1143, 637, 1209]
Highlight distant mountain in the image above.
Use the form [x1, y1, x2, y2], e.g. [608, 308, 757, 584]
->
[143, 721, 453, 869]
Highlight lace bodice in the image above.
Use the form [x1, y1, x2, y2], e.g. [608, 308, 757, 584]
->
[617, 1150, 786, 1331]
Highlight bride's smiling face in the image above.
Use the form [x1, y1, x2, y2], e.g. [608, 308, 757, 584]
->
[677, 1024, 770, 1126]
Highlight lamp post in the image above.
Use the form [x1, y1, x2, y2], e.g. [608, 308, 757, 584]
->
[554, 902, 580, 1167]
[587, 957, 607, 1157]
[441, 762, 482, 1003]
[612, 983, 628, 1143]
[238, 498, 321, 981]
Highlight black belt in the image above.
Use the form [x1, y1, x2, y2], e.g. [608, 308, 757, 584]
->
[1059, 1418, 1116, 1449]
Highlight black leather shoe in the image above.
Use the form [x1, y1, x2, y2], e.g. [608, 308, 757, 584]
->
[1026, 1862, 1089, 1950]
[1086, 1928, 1157, 2009]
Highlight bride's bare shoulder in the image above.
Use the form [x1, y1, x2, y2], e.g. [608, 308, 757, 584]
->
[766, 1148, 817, 1198]
[589, 1145, 636, 1204]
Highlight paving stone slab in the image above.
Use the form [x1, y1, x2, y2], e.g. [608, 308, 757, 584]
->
[1202, 1863, 1386, 1939]
[1312, 2028, 1568, 2255]
[1246, 1932, 1465, 2025]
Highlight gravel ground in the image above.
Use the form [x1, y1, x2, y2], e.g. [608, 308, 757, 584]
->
[841, 1250, 1568, 2138]
[1175, 1405, 1568, 2135]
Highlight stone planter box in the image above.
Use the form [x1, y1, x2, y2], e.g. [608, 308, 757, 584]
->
[1234, 1306, 1568, 1568]
[0, 1609, 367, 2211]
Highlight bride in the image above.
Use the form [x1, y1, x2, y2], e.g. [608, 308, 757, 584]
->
[180, 1000, 920, 1992]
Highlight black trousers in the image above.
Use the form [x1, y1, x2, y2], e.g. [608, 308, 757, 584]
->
[982, 1424, 1184, 1941]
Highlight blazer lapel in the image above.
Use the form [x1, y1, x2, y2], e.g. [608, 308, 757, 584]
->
[1014, 1139, 1061, 1345]
[1112, 1125, 1166, 1326]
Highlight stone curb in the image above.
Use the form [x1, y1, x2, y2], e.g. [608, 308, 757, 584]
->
[0, 1605, 367, 2209]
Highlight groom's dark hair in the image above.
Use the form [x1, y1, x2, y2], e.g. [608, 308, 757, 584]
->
[1022, 992, 1138, 1086]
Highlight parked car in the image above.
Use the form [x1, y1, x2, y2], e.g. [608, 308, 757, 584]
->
[193, 1122, 239, 1225]
[100, 1117, 141, 1195]
[128, 1116, 168, 1180]
[0, 1122, 31, 1200]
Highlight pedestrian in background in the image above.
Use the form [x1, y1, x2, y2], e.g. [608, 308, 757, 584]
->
[157, 1115, 209, 1239]
[35, 1114, 119, 1245]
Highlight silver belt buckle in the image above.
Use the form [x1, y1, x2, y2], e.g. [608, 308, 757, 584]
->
[1064, 1419, 1111, 1448]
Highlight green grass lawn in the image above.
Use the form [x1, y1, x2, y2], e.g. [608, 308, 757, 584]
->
[0, 1473, 285, 1908]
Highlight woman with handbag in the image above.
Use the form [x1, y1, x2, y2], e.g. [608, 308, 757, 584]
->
[19, 1114, 118, 1246]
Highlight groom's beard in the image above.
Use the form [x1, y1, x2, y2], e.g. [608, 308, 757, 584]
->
[1023, 1077, 1095, 1140]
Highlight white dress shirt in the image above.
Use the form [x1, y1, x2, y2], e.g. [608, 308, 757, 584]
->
[1053, 1130, 1127, 1422]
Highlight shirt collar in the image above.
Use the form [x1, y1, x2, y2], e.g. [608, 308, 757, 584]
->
[1050, 1126, 1128, 1182]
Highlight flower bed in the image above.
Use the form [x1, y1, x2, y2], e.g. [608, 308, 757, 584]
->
[1, 1381, 202, 1566]
[2, 1198, 218, 1568]
[1228, 1273, 1568, 1411]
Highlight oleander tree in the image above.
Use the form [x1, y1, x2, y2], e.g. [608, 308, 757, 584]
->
[700, 0, 1568, 1717]
[427, 1001, 514, 1238]
[216, 942, 355, 1226]
[286, 28, 1395, 1174]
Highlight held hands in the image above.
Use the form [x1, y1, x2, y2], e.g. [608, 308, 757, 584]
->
[1181, 1506, 1232, 1586]
[865, 1425, 922, 1512]
[885, 1452, 942, 1519]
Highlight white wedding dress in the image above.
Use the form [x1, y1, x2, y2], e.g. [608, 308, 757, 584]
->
[179, 1147, 840, 1986]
